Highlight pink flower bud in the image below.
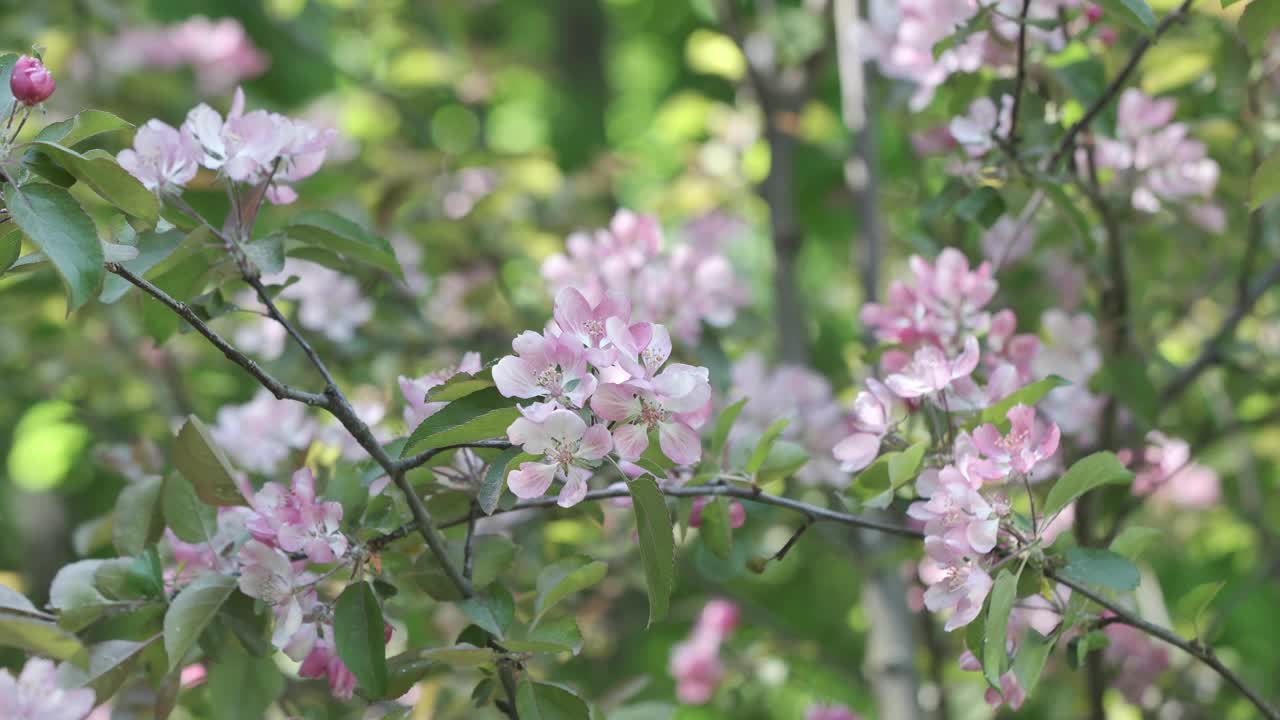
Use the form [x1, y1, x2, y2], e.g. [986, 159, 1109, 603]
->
[10, 55, 55, 106]
[384, 622, 394, 644]
[1085, 4, 1103, 23]
[1099, 27, 1117, 46]
[698, 599, 740, 638]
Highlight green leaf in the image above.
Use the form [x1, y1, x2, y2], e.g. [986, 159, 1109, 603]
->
[1059, 547, 1140, 592]
[0, 54, 18, 119]
[746, 419, 790, 475]
[205, 637, 284, 720]
[1240, 0, 1280, 54]
[889, 441, 927, 487]
[161, 473, 218, 544]
[755, 440, 809, 483]
[699, 497, 733, 561]
[49, 560, 115, 631]
[426, 367, 496, 402]
[1012, 630, 1056, 697]
[516, 680, 591, 720]
[1068, 629, 1109, 669]
[0, 224, 20, 273]
[34, 109, 133, 147]
[58, 637, 161, 702]
[285, 210, 401, 276]
[1180, 581, 1225, 636]
[243, 233, 285, 276]
[113, 476, 164, 556]
[505, 615, 583, 655]
[163, 573, 236, 670]
[1096, 0, 1156, 32]
[628, 476, 675, 625]
[1042, 452, 1133, 520]
[334, 582, 388, 697]
[983, 568, 1019, 687]
[30, 142, 160, 221]
[1109, 526, 1161, 560]
[534, 557, 608, 624]
[480, 446, 527, 515]
[460, 586, 514, 639]
[402, 387, 519, 457]
[1250, 148, 1280, 210]
[710, 397, 748, 463]
[412, 643, 495, 666]
[971, 375, 1071, 429]
[173, 416, 245, 507]
[954, 187, 1006, 228]
[0, 585, 84, 661]
[216, 590, 272, 658]
[3, 183, 104, 311]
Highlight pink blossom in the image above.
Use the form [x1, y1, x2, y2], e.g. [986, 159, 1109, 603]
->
[0, 657, 94, 720]
[806, 704, 863, 720]
[949, 95, 1012, 157]
[493, 330, 597, 409]
[398, 352, 483, 429]
[669, 599, 739, 705]
[985, 310, 1040, 383]
[272, 260, 374, 342]
[211, 389, 316, 474]
[984, 670, 1027, 711]
[689, 497, 746, 529]
[861, 0, 997, 110]
[1033, 310, 1104, 442]
[728, 354, 847, 486]
[505, 409, 612, 507]
[1104, 616, 1169, 704]
[297, 630, 359, 701]
[908, 466, 999, 555]
[862, 249, 995, 347]
[99, 17, 267, 94]
[591, 364, 712, 466]
[542, 210, 746, 343]
[921, 552, 992, 631]
[236, 540, 306, 649]
[116, 120, 203, 194]
[1131, 432, 1220, 509]
[164, 507, 251, 585]
[551, 287, 631, 367]
[833, 378, 901, 473]
[10, 55, 55, 106]
[972, 404, 1061, 477]
[884, 335, 980, 398]
[241, 468, 348, 563]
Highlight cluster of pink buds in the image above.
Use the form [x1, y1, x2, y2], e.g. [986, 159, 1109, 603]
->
[118, 86, 336, 203]
[668, 599, 740, 704]
[496, 288, 714, 506]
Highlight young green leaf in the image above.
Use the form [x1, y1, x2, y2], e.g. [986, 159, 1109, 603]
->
[163, 573, 237, 670]
[285, 210, 402, 276]
[1109, 526, 1161, 561]
[746, 418, 790, 475]
[161, 473, 217, 544]
[629, 476, 675, 625]
[1250, 148, 1280, 210]
[3, 183, 104, 311]
[173, 416, 245, 506]
[709, 397, 748, 463]
[112, 476, 164, 556]
[30, 142, 160, 221]
[480, 446, 527, 515]
[1012, 630, 1056, 697]
[504, 615, 584, 655]
[971, 376, 1071, 429]
[34, 109, 133, 147]
[1095, 0, 1156, 33]
[1060, 547, 1140, 592]
[0, 585, 84, 662]
[57, 637, 160, 701]
[460, 586, 514, 639]
[983, 568, 1019, 687]
[334, 582, 389, 697]
[1180, 580, 1225, 638]
[205, 637, 284, 720]
[516, 679, 592, 720]
[401, 387, 519, 456]
[534, 558, 608, 624]
[1043, 452, 1132, 520]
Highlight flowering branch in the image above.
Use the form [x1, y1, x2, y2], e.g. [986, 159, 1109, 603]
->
[1045, 0, 1197, 170]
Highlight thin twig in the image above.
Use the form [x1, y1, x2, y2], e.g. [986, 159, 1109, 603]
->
[399, 439, 513, 473]
[1045, 0, 1197, 170]
[1048, 570, 1280, 720]
[463, 503, 478, 581]
[1006, 0, 1033, 147]
[767, 515, 815, 563]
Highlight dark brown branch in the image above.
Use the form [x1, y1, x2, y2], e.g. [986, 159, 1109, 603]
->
[1048, 570, 1280, 720]
[1045, 0, 1197, 171]
[1006, 0, 1033, 147]
[399, 440, 513, 474]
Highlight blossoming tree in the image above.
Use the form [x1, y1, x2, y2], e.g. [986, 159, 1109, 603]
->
[0, 0, 1278, 717]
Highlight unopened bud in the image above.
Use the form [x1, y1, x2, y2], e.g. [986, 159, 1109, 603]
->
[10, 55, 55, 106]
[1084, 4, 1103, 23]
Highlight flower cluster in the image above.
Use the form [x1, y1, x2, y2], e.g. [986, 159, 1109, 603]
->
[668, 599, 740, 704]
[0, 657, 95, 720]
[495, 288, 714, 506]
[542, 210, 747, 344]
[729, 354, 851, 486]
[96, 16, 267, 95]
[1085, 89, 1223, 230]
[1125, 431, 1221, 509]
[118, 87, 336, 203]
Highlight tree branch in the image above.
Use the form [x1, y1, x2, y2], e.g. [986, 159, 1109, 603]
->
[1007, 0, 1033, 147]
[1158, 260, 1280, 410]
[1047, 570, 1280, 720]
[1045, 0, 1197, 171]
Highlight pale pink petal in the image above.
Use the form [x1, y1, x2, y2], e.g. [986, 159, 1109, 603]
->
[507, 462, 558, 499]
[833, 433, 881, 472]
[659, 420, 702, 465]
[612, 423, 650, 460]
[579, 424, 613, 460]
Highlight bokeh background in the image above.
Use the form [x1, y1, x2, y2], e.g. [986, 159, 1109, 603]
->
[1, 0, 1277, 718]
